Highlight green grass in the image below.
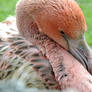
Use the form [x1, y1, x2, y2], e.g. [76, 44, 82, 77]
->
[0, 0, 18, 21]
[77, 0, 92, 46]
[0, 0, 92, 46]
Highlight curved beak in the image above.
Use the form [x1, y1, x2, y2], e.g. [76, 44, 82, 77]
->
[59, 30, 92, 73]
[68, 37, 88, 69]
[68, 37, 92, 73]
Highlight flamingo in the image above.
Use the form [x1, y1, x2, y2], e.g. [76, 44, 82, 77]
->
[15, 0, 92, 91]
[0, 0, 92, 92]
[0, 17, 77, 92]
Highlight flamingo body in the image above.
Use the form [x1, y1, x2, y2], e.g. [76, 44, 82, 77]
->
[16, 0, 92, 91]
[0, 0, 92, 91]
[0, 17, 78, 92]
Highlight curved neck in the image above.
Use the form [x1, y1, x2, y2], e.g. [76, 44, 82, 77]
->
[16, 0, 51, 55]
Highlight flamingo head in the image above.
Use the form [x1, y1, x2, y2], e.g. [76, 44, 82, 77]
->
[32, 0, 91, 70]
[16, 0, 92, 72]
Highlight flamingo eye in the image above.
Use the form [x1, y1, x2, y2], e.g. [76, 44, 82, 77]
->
[59, 30, 65, 35]
[59, 30, 65, 37]
[59, 29, 69, 42]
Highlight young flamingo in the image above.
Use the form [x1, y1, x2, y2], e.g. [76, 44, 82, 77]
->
[0, 17, 77, 92]
[16, 0, 92, 91]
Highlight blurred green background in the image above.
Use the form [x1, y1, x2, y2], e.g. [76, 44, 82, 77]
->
[0, 0, 92, 46]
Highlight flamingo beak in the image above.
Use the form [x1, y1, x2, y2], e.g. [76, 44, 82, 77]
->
[59, 30, 92, 72]
[68, 37, 89, 70]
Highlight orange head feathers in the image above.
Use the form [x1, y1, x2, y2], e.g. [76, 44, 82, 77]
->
[34, 0, 86, 38]
[16, 0, 92, 73]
